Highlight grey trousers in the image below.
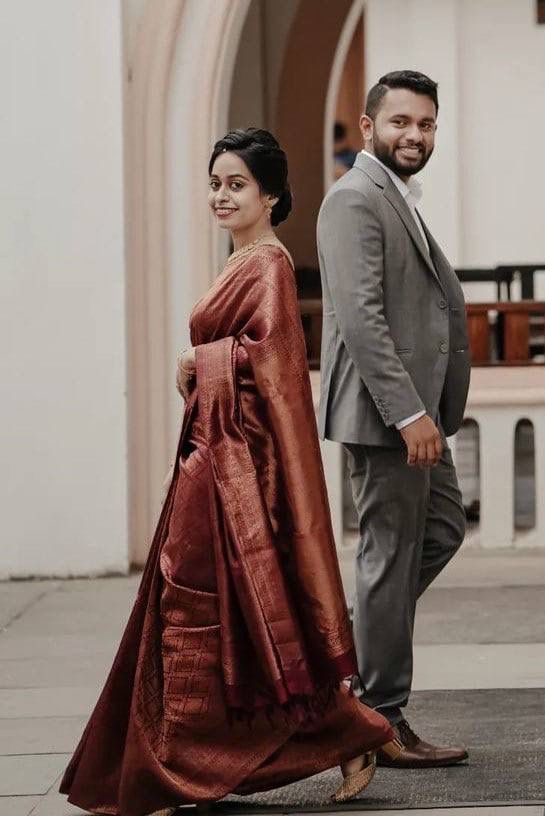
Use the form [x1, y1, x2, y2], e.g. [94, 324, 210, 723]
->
[344, 442, 466, 725]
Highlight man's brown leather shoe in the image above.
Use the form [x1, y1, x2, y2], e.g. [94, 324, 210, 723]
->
[377, 719, 469, 768]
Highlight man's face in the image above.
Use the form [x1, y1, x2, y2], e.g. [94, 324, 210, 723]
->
[364, 88, 437, 178]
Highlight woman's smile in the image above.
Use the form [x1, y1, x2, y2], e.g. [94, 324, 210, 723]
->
[215, 206, 238, 219]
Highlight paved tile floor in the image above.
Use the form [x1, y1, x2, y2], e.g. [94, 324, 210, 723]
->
[1, 546, 544, 816]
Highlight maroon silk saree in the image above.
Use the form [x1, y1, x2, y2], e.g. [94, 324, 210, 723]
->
[60, 243, 392, 815]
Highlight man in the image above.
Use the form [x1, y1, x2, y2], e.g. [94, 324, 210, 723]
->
[317, 70, 471, 767]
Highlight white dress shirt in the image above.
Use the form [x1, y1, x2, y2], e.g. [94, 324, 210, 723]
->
[360, 150, 427, 430]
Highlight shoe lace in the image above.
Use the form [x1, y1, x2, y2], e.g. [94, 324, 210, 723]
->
[397, 719, 419, 747]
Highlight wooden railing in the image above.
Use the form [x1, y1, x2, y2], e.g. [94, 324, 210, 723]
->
[467, 302, 545, 365]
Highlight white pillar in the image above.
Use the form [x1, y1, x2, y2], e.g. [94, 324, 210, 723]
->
[465, 368, 545, 549]
[523, 407, 545, 549]
[474, 408, 515, 549]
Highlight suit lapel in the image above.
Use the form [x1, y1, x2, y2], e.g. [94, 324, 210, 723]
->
[354, 152, 445, 290]
[420, 218, 452, 280]
[382, 184, 442, 287]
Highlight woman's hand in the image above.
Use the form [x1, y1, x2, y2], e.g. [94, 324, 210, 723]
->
[176, 347, 196, 400]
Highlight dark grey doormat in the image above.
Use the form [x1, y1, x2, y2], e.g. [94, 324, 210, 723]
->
[217, 688, 545, 811]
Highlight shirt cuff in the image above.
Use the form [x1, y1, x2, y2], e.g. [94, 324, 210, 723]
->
[395, 410, 426, 430]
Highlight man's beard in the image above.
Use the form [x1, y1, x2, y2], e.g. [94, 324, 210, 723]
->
[372, 133, 433, 176]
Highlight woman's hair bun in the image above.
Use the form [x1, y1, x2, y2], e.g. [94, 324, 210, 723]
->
[271, 186, 292, 226]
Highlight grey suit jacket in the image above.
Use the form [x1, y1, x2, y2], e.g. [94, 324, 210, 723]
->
[316, 152, 470, 446]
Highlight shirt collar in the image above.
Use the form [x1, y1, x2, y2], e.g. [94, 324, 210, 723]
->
[360, 149, 423, 204]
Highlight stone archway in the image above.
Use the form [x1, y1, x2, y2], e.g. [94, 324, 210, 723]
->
[125, 0, 251, 564]
[126, 0, 366, 563]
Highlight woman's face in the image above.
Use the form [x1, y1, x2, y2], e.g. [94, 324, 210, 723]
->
[208, 152, 275, 233]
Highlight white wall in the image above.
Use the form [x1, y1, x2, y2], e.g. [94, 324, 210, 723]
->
[459, 0, 545, 265]
[365, 0, 462, 263]
[0, 1, 128, 576]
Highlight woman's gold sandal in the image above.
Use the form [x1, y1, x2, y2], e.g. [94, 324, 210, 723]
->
[331, 751, 376, 803]
[331, 738, 403, 803]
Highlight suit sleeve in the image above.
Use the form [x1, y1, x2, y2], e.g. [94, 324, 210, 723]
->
[317, 188, 425, 427]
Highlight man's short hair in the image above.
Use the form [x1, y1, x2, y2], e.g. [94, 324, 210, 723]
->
[365, 70, 439, 120]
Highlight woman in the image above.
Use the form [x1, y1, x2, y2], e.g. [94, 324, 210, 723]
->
[60, 129, 399, 816]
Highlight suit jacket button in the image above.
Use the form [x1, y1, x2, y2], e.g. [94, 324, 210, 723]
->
[439, 298, 448, 309]
[439, 340, 448, 353]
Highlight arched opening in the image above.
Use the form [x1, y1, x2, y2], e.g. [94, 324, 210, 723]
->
[330, 12, 364, 184]
[127, 0, 366, 563]
[514, 418, 536, 530]
[229, 0, 362, 269]
[457, 418, 481, 530]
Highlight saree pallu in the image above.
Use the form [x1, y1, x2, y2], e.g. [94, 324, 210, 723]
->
[60, 244, 392, 815]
